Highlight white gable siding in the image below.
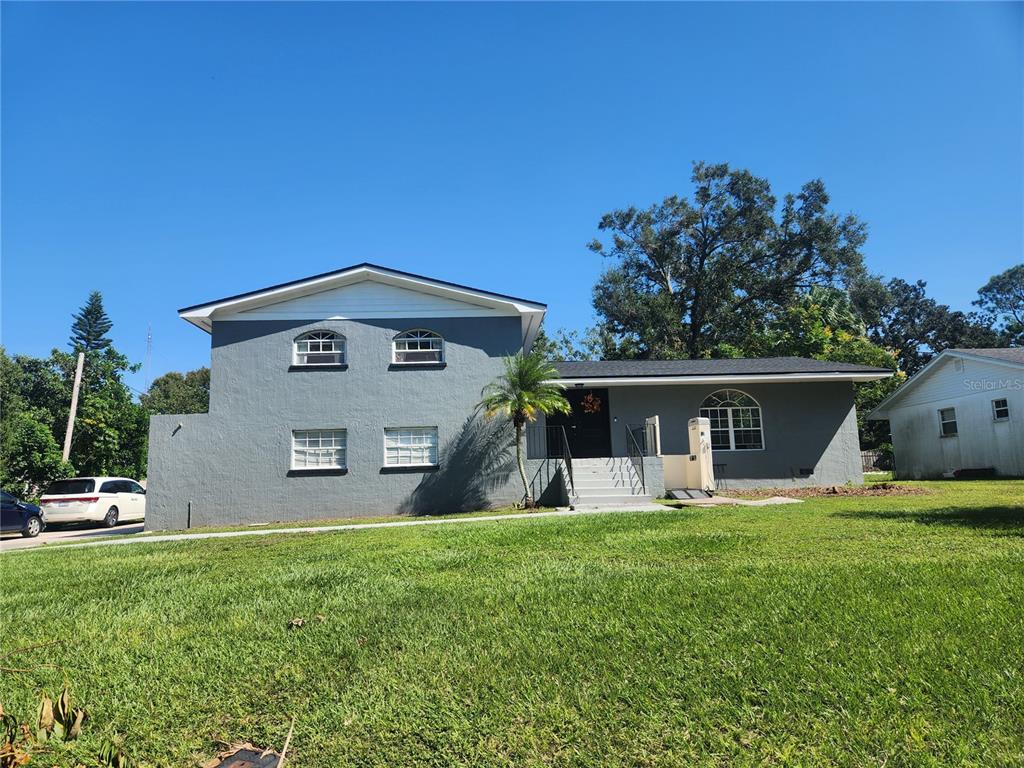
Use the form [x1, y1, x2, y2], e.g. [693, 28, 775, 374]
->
[220, 280, 516, 321]
[891, 356, 1018, 409]
[886, 356, 1024, 478]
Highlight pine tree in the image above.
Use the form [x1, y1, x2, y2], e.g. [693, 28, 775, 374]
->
[69, 291, 113, 351]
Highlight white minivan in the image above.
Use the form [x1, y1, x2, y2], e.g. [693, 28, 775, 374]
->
[40, 477, 146, 528]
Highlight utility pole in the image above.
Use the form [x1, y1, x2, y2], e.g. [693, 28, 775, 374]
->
[62, 352, 85, 463]
[144, 324, 153, 390]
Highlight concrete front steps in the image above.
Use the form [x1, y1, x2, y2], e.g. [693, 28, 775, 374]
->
[569, 457, 653, 507]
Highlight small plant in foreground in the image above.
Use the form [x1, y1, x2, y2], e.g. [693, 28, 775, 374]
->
[98, 739, 131, 768]
[36, 685, 86, 744]
[0, 704, 32, 768]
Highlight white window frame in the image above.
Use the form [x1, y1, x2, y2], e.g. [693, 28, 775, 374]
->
[938, 407, 958, 437]
[293, 331, 346, 366]
[992, 398, 1010, 421]
[291, 429, 347, 470]
[392, 329, 444, 365]
[699, 389, 764, 451]
[384, 427, 439, 467]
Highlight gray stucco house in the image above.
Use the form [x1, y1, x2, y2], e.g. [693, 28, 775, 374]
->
[146, 263, 892, 530]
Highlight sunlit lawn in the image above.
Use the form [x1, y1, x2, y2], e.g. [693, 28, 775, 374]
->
[1, 480, 1022, 766]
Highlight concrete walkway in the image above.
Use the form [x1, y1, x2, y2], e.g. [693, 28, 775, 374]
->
[3, 505, 683, 553]
[2, 497, 800, 554]
[668, 495, 804, 507]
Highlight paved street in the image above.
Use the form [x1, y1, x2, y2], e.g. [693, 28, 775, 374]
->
[0, 523, 145, 552]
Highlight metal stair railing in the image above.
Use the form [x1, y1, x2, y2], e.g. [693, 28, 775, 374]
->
[624, 425, 647, 495]
[559, 425, 575, 499]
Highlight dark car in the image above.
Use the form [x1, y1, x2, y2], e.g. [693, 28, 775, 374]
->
[1, 490, 45, 538]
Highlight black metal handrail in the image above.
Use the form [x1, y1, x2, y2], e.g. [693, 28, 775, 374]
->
[624, 425, 647, 495]
[525, 425, 565, 459]
[627, 422, 658, 457]
[524, 425, 575, 499]
[558, 425, 575, 498]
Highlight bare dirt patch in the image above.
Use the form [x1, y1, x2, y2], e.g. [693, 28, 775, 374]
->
[734, 483, 931, 499]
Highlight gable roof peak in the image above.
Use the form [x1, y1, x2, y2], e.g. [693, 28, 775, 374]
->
[177, 262, 547, 338]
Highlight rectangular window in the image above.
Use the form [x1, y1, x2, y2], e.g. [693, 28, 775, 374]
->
[993, 398, 1010, 421]
[938, 408, 958, 437]
[702, 407, 731, 450]
[292, 429, 347, 469]
[384, 427, 438, 466]
[698, 406, 763, 450]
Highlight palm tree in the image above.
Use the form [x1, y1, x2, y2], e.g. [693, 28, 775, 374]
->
[479, 350, 571, 507]
[803, 286, 865, 335]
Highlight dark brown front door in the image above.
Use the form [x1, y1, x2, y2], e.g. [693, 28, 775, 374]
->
[546, 388, 612, 459]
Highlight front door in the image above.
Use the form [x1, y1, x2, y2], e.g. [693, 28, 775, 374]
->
[546, 388, 612, 459]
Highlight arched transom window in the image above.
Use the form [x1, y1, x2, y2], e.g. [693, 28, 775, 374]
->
[393, 330, 444, 364]
[699, 389, 763, 451]
[294, 331, 346, 366]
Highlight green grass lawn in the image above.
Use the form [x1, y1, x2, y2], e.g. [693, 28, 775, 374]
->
[2, 480, 1022, 767]
[26, 504, 554, 547]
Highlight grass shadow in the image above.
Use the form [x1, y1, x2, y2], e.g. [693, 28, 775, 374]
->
[833, 505, 1024, 534]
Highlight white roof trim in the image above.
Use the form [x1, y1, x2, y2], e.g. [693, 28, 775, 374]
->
[548, 371, 892, 387]
[868, 348, 1023, 420]
[179, 264, 546, 334]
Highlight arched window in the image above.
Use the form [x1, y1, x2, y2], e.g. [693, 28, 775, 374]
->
[293, 331, 346, 366]
[699, 389, 763, 451]
[393, 329, 444, 364]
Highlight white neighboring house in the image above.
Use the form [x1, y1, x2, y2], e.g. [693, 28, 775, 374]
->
[869, 348, 1024, 479]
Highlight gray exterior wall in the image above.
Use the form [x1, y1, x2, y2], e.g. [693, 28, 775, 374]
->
[148, 310, 862, 529]
[551, 380, 863, 489]
[147, 316, 554, 530]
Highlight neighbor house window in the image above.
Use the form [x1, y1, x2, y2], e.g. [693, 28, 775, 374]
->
[392, 330, 443, 364]
[292, 429, 347, 469]
[384, 427, 438, 466]
[699, 389, 764, 450]
[294, 331, 346, 365]
[992, 398, 1010, 421]
[938, 408, 958, 437]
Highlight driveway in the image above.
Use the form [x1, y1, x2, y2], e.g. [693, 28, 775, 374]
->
[0, 523, 145, 551]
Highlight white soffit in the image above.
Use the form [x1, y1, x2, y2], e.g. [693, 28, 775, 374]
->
[548, 372, 892, 387]
[179, 264, 546, 334]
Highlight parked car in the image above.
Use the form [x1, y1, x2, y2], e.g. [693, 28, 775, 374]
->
[1, 490, 46, 538]
[39, 477, 146, 528]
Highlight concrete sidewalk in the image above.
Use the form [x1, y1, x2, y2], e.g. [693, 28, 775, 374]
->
[3, 496, 801, 554]
[3, 505, 679, 553]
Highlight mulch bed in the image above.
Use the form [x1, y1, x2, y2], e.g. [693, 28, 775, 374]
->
[733, 483, 930, 499]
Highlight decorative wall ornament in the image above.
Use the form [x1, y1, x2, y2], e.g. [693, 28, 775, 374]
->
[581, 392, 602, 414]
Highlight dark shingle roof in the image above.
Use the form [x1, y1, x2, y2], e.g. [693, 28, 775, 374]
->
[952, 348, 1024, 365]
[553, 357, 892, 379]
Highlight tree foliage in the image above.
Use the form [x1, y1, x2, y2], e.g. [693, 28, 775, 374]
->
[0, 350, 74, 495]
[851, 276, 999, 375]
[725, 296, 903, 448]
[588, 162, 867, 359]
[1, 295, 148, 493]
[532, 327, 612, 362]
[141, 368, 211, 415]
[973, 264, 1024, 346]
[69, 291, 114, 352]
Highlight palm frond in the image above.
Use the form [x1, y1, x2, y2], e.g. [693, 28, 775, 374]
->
[477, 350, 570, 424]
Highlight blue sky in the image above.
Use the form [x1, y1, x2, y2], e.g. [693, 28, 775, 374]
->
[2, 2, 1020, 394]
